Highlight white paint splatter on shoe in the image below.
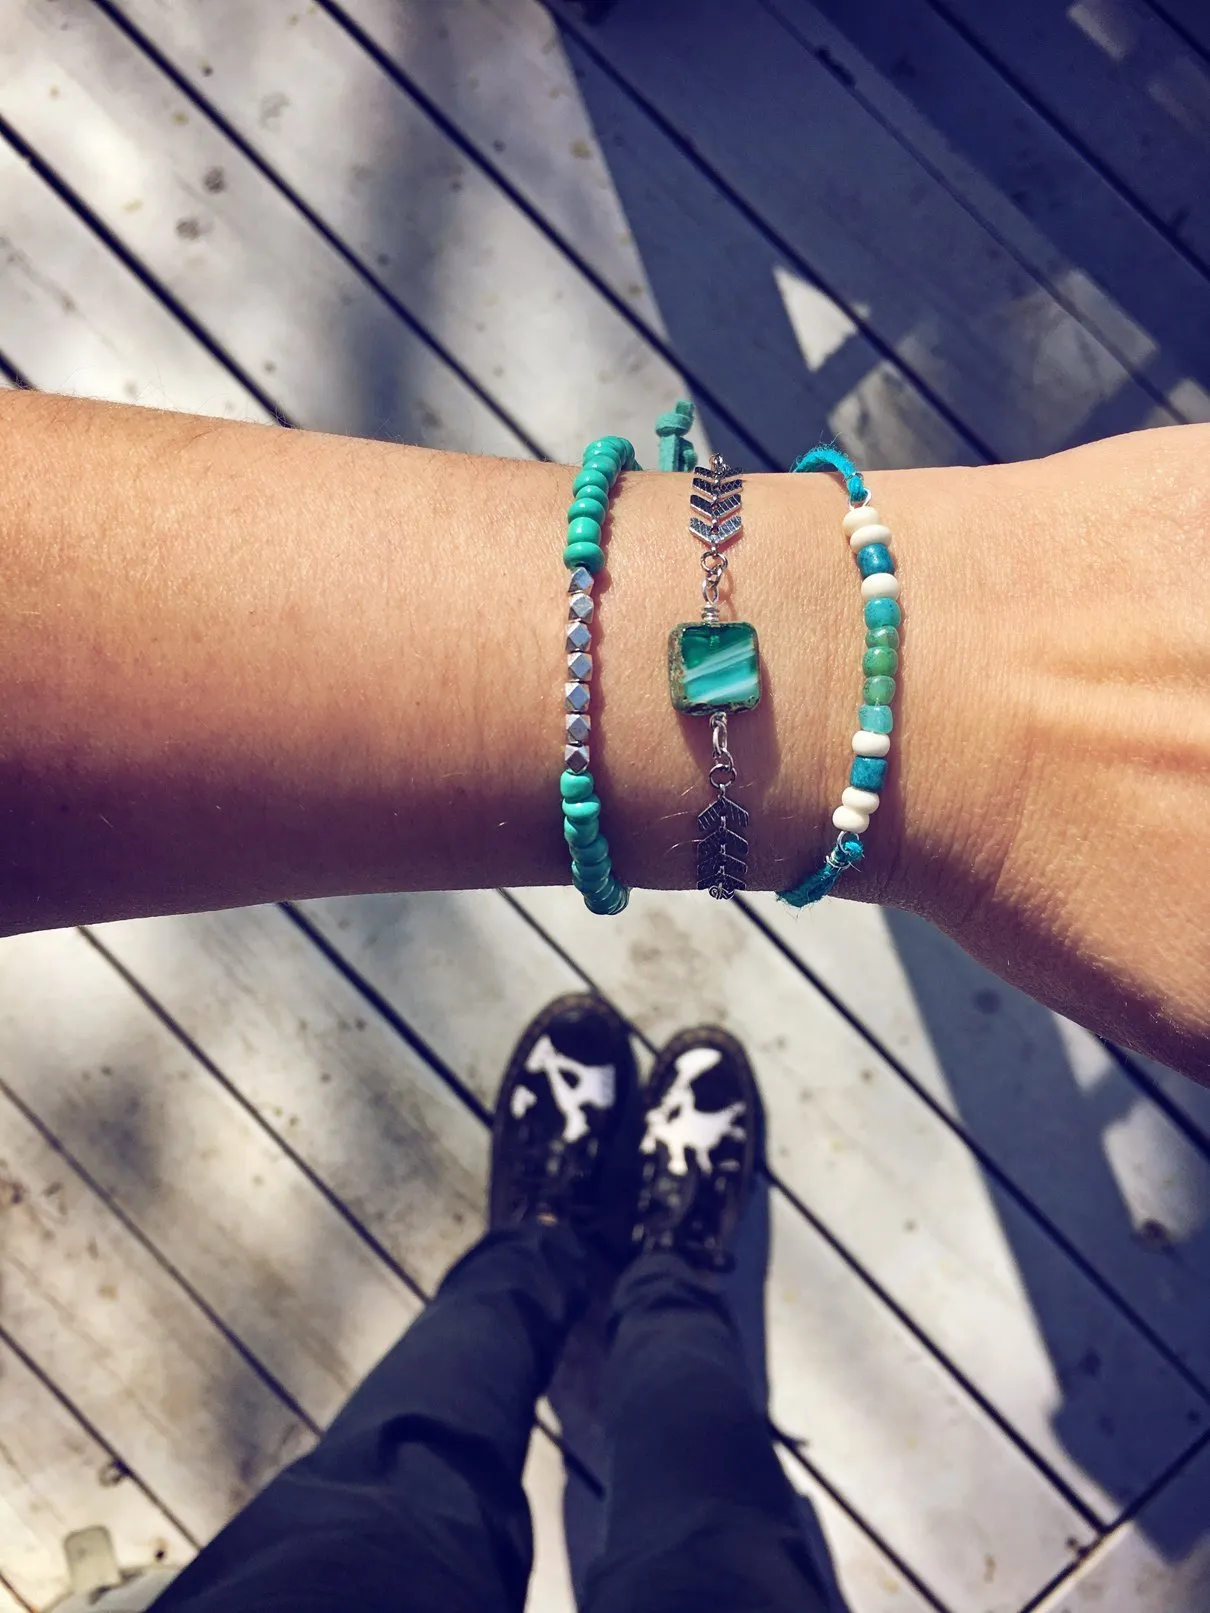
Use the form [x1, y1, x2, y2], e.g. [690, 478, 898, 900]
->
[641, 1047, 746, 1177]
[524, 1034, 616, 1142]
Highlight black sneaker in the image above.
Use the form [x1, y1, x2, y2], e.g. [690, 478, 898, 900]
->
[490, 994, 637, 1246]
[633, 1026, 761, 1271]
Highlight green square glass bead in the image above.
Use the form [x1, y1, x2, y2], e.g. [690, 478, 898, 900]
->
[668, 622, 762, 714]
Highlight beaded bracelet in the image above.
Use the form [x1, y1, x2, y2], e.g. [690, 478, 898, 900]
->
[559, 434, 640, 917]
[778, 444, 899, 907]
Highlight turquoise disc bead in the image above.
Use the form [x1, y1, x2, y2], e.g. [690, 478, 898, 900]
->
[864, 598, 902, 631]
[865, 625, 900, 651]
[862, 646, 899, 677]
[567, 493, 607, 522]
[575, 835, 610, 867]
[563, 541, 606, 574]
[562, 797, 601, 824]
[863, 675, 896, 705]
[567, 514, 603, 547]
[858, 704, 893, 734]
[583, 436, 631, 463]
[851, 756, 887, 792]
[856, 543, 894, 578]
[583, 454, 620, 482]
[572, 467, 610, 497]
[560, 769, 594, 801]
[564, 817, 600, 848]
[573, 861, 613, 894]
[585, 881, 628, 916]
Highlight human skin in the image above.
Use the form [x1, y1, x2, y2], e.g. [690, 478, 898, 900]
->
[0, 391, 1206, 1078]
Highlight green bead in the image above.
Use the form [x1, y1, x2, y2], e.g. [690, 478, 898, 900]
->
[575, 835, 610, 867]
[865, 625, 900, 652]
[864, 598, 901, 631]
[862, 646, 899, 677]
[572, 467, 610, 498]
[583, 454, 620, 483]
[567, 514, 603, 547]
[562, 797, 601, 824]
[858, 704, 893, 734]
[667, 622, 762, 714]
[564, 817, 599, 848]
[563, 541, 606, 573]
[863, 675, 896, 705]
[585, 880, 628, 916]
[560, 770, 594, 801]
[567, 493, 607, 523]
[583, 436, 631, 464]
[572, 860, 612, 894]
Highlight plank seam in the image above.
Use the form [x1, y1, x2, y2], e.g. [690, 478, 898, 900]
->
[1105, 1038, 1210, 1159]
[0, 1060, 319, 1436]
[0, 1568, 36, 1613]
[1141, 0, 1210, 69]
[775, 1438, 953, 1612]
[0, 116, 286, 425]
[0, 349, 33, 390]
[753, 0, 1191, 425]
[1014, 1431, 1210, 1612]
[86, 0, 548, 463]
[0, 1320, 200, 1554]
[921, 0, 1210, 282]
[735, 894, 1210, 1406]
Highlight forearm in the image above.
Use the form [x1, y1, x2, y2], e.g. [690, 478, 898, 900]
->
[2, 392, 1207, 1077]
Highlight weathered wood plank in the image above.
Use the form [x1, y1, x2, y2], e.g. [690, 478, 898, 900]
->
[98, 0, 688, 463]
[291, 892, 1099, 1607]
[283, 0, 974, 469]
[0, 1067, 312, 1542]
[1125, 1050, 1210, 1154]
[747, 893, 1210, 1391]
[95, 900, 1086, 1609]
[0, 1336, 192, 1610]
[1032, 1440, 1210, 1611]
[0, 1, 526, 454]
[0, 140, 266, 417]
[933, 0, 1210, 274]
[547, 0, 1175, 460]
[769, 0, 1210, 421]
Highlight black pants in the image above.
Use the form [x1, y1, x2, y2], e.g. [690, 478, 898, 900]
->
[153, 1224, 831, 1612]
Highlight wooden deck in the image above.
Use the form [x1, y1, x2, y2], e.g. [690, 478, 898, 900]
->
[2, 2, 1210, 1609]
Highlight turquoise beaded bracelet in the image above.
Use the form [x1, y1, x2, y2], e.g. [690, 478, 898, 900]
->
[559, 434, 641, 917]
[779, 445, 899, 907]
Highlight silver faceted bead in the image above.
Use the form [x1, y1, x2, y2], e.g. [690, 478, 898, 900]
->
[566, 619, 592, 653]
[566, 711, 591, 745]
[567, 565, 595, 595]
[564, 743, 590, 773]
[567, 651, 593, 682]
[568, 592, 594, 623]
[565, 681, 591, 714]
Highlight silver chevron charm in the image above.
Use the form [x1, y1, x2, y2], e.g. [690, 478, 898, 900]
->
[696, 794, 750, 899]
[688, 456, 744, 548]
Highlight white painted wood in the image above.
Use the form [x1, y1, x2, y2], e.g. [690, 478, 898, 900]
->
[0, 1338, 192, 1611]
[0, 926, 424, 1423]
[1031, 1441, 1210, 1611]
[0, 1582, 29, 1613]
[0, 140, 267, 418]
[747, 893, 1210, 1390]
[94, 902, 1070, 1608]
[287, 0, 974, 470]
[0, 1071, 312, 1543]
[935, 0, 1210, 273]
[293, 892, 1098, 1608]
[1127, 1051, 1210, 1153]
[100, 0, 685, 464]
[767, 0, 1210, 426]
[548, 0, 1173, 460]
[0, 2, 525, 455]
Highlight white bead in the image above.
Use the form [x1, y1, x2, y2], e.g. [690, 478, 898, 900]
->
[849, 522, 893, 552]
[852, 729, 891, 757]
[842, 786, 880, 814]
[861, 572, 901, 601]
[833, 804, 869, 833]
[842, 505, 881, 537]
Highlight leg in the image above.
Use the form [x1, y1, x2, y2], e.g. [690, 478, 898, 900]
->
[585, 1028, 831, 1613]
[155, 992, 636, 1613]
[154, 1220, 587, 1613]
